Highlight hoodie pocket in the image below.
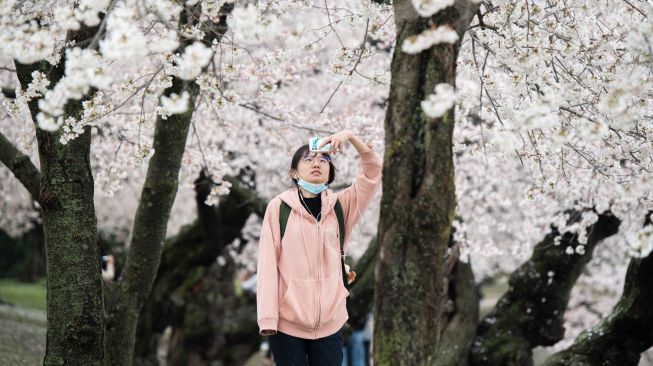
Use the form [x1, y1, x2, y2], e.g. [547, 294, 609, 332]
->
[319, 274, 350, 326]
[279, 277, 318, 328]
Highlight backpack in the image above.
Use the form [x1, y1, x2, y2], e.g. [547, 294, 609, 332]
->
[279, 199, 350, 290]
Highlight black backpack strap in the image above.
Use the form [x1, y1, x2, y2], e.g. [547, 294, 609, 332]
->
[334, 200, 346, 252]
[279, 198, 350, 289]
[279, 200, 291, 240]
[334, 200, 349, 289]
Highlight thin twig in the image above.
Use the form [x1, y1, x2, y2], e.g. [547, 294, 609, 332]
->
[319, 18, 369, 114]
[319, 80, 343, 114]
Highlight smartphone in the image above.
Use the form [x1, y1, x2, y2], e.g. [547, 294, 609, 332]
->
[309, 137, 331, 152]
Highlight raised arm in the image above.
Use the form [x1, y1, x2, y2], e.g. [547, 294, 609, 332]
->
[324, 131, 382, 251]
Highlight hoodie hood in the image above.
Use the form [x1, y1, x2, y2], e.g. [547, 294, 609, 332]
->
[278, 187, 337, 220]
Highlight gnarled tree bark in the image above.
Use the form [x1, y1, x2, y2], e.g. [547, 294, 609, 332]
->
[436, 258, 478, 366]
[12, 21, 105, 365]
[346, 238, 377, 331]
[435, 229, 480, 366]
[133, 173, 266, 366]
[102, 4, 233, 366]
[542, 216, 653, 366]
[373, 1, 479, 365]
[470, 210, 621, 366]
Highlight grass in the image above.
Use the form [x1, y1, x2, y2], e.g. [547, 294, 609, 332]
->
[479, 275, 509, 318]
[0, 278, 47, 311]
[0, 279, 47, 366]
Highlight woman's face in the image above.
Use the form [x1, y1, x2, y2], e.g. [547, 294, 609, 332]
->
[293, 152, 331, 184]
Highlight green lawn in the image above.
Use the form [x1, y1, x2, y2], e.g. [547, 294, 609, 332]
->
[0, 278, 46, 311]
[0, 279, 47, 365]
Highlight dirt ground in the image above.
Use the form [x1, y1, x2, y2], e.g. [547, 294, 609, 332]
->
[1, 302, 651, 366]
[0, 304, 46, 365]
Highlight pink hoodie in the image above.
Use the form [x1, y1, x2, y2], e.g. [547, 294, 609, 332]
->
[256, 147, 383, 339]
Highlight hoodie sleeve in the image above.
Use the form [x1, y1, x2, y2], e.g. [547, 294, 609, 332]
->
[256, 197, 282, 335]
[336, 144, 383, 249]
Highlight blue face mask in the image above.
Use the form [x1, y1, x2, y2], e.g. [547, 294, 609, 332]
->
[297, 179, 328, 195]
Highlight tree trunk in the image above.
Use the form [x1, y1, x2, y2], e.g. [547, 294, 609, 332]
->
[165, 257, 237, 366]
[346, 238, 377, 330]
[373, 1, 479, 365]
[14, 19, 105, 362]
[470, 210, 621, 366]
[436, 258, 479, 366]
[542, 220, 653, 366]
[103, 68, 202, 366]
[37, 94, 104, 366]
[103, 5, 233, 365]
[132, 173, 266, 365]
[20, 221, 46, 283]
[164, 173, 255, 366]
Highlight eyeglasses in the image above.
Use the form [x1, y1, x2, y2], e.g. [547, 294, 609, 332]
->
[302, 155, 331, 165]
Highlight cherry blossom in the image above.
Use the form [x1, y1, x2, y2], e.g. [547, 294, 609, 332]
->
[421, 83, 458, 118]
[1, 0, 652, 351]
[401, 24, 459, 54]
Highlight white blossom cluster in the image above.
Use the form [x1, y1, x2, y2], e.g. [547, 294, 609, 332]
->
[421, 83, 458, 118]
[173, 42, 214, 81]
[36, 48, 111, 131]
[3, 0, 653, 351]
[411, 0, 454, 17]
[401, 25, 459, 54]
[450, 0, 653, 351]
[14, 71, 50, 104]
[227, 4, 281, 45]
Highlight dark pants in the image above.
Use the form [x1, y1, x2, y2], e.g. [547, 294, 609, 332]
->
[269, 327, 344, 366]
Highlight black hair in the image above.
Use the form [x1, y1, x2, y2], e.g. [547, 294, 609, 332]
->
[289, 144, 336, 187]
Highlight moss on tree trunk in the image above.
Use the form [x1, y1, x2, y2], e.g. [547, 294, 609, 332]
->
[470, 211, 621, 366]
[373, 1, 479, 365]
[103, 5, 233, 365]
[542, 220, 653, 366]
[14, 22, 106, 362]
[347, 238, 377, 330]
[38, 126, 104, 366]
[436, 257, 479, 366]
[132, 173, 266, 365]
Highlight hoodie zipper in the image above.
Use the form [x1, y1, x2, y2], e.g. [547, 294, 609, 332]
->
[315, 221, 322, 334]
[298, 193, 326, 336]
[304, 209, 323, 334]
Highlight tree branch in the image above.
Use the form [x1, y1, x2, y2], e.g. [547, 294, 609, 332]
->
[134, 172, 264, 364]
[120, 2, 234, 306]
[470, 210, 621, 365]
[223, 175, 267, 218]
[107, 5, 236, 364]
[346, 237, 377, 330]
[542, 214, 653, 366]
[0, 130, 41, 202]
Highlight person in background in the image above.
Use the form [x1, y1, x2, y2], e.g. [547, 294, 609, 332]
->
[362, 312, 373, 366]
[101, 255, 115, 282]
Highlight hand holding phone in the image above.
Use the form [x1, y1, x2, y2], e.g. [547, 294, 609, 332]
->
[311, 130, 354, 155]
[309, 137, 331, 152]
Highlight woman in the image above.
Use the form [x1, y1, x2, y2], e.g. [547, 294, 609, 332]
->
[256, 129, 383, 365]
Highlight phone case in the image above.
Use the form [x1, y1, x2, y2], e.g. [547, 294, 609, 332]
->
[309, 137, 331, 152]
